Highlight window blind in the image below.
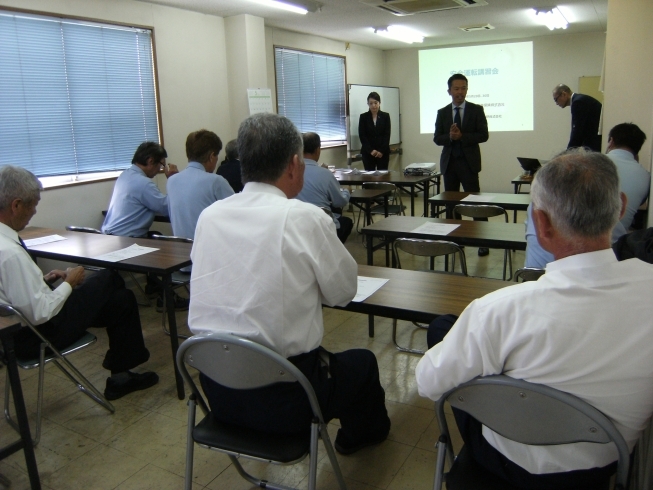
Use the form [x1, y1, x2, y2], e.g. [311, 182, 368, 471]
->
[274, 47, 346, 145]
[0, 11, 160, 178]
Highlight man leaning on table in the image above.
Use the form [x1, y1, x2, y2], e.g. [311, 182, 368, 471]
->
[416, 149, 653, 489]
[189, 113, 391, 455]
[0, 165, 158, 400]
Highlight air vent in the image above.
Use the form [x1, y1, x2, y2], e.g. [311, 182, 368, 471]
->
[458, 23, 495, 32]
[360, 0, 488, 16]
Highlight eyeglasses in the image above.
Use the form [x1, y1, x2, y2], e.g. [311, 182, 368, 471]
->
[553, 93, 563, 103]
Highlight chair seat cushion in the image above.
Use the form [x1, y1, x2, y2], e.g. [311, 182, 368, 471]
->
[193, 414, 311, 464]
[15, 331, 97, 369]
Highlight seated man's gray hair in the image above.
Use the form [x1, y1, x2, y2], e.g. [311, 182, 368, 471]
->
[0, 165, 42, 211]
[531, 148, 621, 239]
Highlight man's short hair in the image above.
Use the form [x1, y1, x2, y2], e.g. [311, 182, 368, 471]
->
[132, 142, 168, 166]
[224, 139, 238, 161]
[0, 165, 42, 211]
[186, 130, 223, 164]
[608, 123, 647, 155]
[238, 113, 303, 185]
[302, 132, 321, 155]
[553, 84, 572, 96]
[531, 148, 621, 239]
[448, 73, 468, 88]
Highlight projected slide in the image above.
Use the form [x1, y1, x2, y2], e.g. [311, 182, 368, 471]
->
[419, 41, 533, 133]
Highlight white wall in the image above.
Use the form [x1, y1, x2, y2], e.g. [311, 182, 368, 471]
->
[385, 31, 606, 193]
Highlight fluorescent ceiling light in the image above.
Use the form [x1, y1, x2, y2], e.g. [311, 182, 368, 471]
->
[251, 0, 308, 15]
[533, 7, 568, 30]
[374, 25, 424, 44]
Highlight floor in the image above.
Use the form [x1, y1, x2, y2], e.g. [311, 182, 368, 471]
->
[0, 195, 526, 490]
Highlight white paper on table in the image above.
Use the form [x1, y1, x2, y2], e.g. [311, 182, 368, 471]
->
[339, 169, 352, 174]
[411, 222, 460, 235]
[461, 194, 494, 202]
[361, 170, 389, 176]
[352, 276, 389, 302]
[23, 234, 66, 247]
[93, 244, 159, 263]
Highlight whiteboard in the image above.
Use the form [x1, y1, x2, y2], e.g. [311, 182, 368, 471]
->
[348, 85, 401, 152]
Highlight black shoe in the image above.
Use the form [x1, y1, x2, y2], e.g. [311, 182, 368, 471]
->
[104, 371, 159, 400]
[156, 293, 190, 312]
[334, 429, 389, 455]
[477, 247, 489, 257]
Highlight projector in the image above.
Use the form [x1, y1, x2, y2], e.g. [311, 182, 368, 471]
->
[404, 162, 437, 176]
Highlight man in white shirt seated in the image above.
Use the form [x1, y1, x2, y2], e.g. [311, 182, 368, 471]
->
[189, 113, 390, 455]
[416, 149, 653, 489]
[296, 132, 353, 243]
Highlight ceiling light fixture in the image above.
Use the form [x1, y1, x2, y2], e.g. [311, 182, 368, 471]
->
[251, 0, 308, 15]
[533, 7, 568, 30]
[373, 25, 424, 44]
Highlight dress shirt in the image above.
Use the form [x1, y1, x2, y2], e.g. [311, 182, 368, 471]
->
[102, 165, 169, 237]
[416, 249, 653, 474]
[295, 159, 350, 229]
[608, 149, 651, 231]
[189, 182, 357, 358]
[167, 161, 234, 239]
[0, 222, 72, 325]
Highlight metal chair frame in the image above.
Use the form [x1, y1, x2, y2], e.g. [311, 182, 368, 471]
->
[355, 182, 406, 232]
[433, 375, 630, 490]
[391, 238, 468, 355]
[176, 332, 347, 490]
[1, 305, 114, 446]
[513, 267, 545, 282]
[453, 204, 513, 280]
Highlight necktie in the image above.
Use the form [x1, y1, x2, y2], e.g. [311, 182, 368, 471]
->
[454, 106, 461, 127]
[18, 236, 38, 264]
[452, 107, 462, 157]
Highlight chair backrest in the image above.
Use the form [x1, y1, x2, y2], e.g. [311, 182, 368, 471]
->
[150, 234, 194, 244]
[393, 238, 467, 275]
[454, 204, 508, 222]
[65, 225, 102, 234]
[320, 207, 335, 219]
[438, 375, 630, 488]
[513, 267, 545, 282]
[176, 332, 324, 421]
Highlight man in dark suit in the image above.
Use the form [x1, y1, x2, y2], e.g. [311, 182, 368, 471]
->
[434, 73, 490, 255]
[553, 84, 602, 152]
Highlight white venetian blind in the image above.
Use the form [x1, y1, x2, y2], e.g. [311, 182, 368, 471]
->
[0, 11, 160, 177]
[274, 47, 346, 145]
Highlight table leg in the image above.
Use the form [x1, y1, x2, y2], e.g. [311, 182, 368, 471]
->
[1, 332, 41, 490]
[164, 275, 185, 400]
[366, 234, 373, 265]
[410, 186, 415, 216]
[368, 315, 374, 338]
[423, 180, 430, 217]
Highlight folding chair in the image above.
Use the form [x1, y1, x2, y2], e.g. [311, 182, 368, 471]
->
[453, 204, 513, 280]
[391, 238, 467, 355]
[355, 182, 406, 232]
[176, 332, 347, 490]
[513, 267, 545, 282]
[1, 304, 114, 446]
[433, 375, 630, 490]
[150, 234, 192, 339]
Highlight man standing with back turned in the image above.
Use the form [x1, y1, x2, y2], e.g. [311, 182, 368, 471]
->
[189, 113, 391, 455]
[434, 73, 489, 255]
[552, 83, 602, 151]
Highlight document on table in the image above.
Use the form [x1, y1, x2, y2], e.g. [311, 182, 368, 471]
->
[23, 234, 67, 247]
[361, 170, 389, 175]
[93, 244, 159, 262]
[461, 194, 494, 202]
[352, 276, 389, 302]
[411, 222, 460, 235]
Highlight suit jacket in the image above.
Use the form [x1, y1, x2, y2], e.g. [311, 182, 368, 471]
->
[569, 93, 602, 151]
[433, 101, 488, 175]
[358, 110, 391, 157]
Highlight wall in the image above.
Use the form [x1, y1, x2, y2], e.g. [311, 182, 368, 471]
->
[0, 0, 230, 229]
[385, 31, 606, 193]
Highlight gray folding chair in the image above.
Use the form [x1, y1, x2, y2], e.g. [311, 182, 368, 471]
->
[453, 204, 513, 280]
[1, 304, 114, 446]
[391, 238, 468, 355]
[355, 182, 406, 232]
[176, 332, 347, 490]
[150, 234, 192, 339]
[513, 267, 545, 282]
[433, 375, 630, 490]
[65, 225, 150, 305]
[320, 206, 335, 219]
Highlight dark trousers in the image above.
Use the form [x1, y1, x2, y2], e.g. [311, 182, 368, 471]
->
[427, 316, 615, 490]
[201, 346, 391, 444]
[14, 270, 150, 374]
[362, 153, 389, 171]
[336, 216, 353, 244]
[444, 155, 486, 222]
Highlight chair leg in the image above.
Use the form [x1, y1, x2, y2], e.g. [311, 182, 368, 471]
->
[185, 395, 197, 490]
[3, 368, 18, 433]
[320, 423, 347, 490]
[433, 435, 448, 490]
[128, 272, 152, 307]
[308, 420, 319, 490]
[392, 319, 425, 355]
[50, 357, 114, 414]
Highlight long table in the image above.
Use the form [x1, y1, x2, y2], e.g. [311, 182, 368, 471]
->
[334, 265, 510, 337]
[335, 170, 440, 217]
[429, 191, 530, 222]
[19, 227, 192, 400]
[361, 216, 526, 265]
